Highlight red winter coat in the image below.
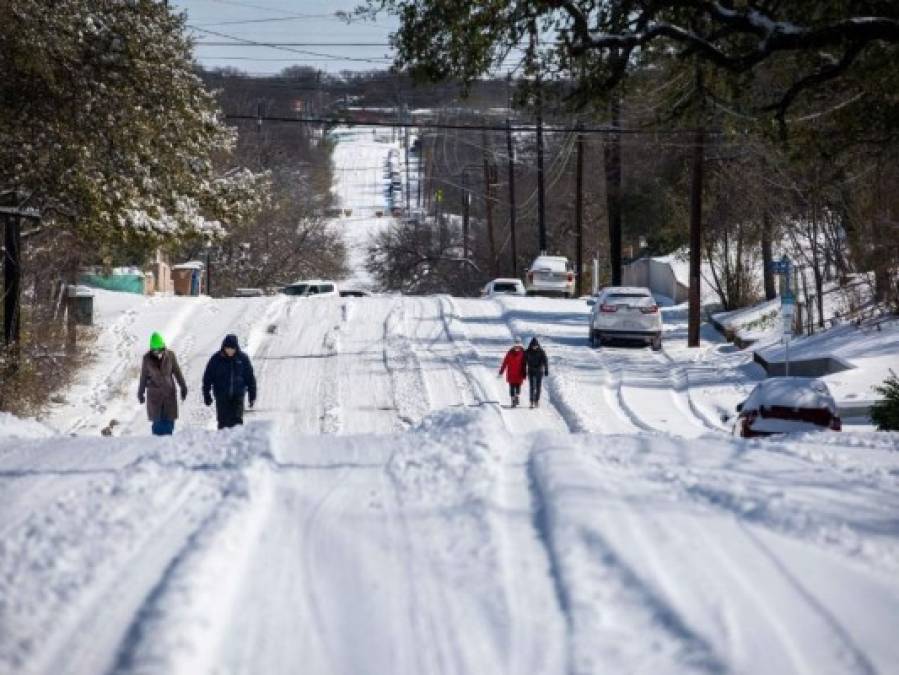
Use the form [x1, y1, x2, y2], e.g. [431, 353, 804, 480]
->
[499, 347, 527, 385]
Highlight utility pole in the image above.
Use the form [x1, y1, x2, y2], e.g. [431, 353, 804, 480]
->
[482, 130, 498, 276]
[536, 102, 547, 254]
[506, 118, 518, 277]
[575, 123, 585, 297]
[417, 134, 423, 210]
[761, 212, 776, 300]
[461, 172, 470, 259]
[404, 107, 411, 215]
[688, 65, 705, 348]
[2, 196, 21, 361]
[604, 96, 623, 285]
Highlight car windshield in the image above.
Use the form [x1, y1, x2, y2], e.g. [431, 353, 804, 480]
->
[493, 283, 519, 293]
[283, 284, 308, 296]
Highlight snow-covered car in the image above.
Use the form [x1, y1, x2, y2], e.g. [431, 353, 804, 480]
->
[481, 278, 526, 297]
[281, 280, 338, 297]
[587, 286, 662, 350]
[735, 377, 842, 438]
[233, 288, 264, 297]
[525, 256, 575, 297]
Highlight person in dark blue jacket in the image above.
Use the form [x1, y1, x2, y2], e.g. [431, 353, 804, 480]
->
[202, 334, 257, 429]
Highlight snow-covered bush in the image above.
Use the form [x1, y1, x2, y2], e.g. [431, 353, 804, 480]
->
[870, 371, 899, 432]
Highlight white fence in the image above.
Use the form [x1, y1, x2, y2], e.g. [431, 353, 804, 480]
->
[622, 258, 689, 303]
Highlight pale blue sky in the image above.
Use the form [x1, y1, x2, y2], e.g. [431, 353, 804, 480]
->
[174, 0, 400, 75]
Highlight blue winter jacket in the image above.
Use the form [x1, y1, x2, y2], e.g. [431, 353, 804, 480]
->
[202, 334, 257, 402]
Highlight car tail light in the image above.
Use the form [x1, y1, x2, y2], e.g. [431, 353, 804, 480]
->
[640, 305, 659, 314]
[830, 416, 842, 431]
[567, 273, 574, 283]
[600, 303, 617, 313]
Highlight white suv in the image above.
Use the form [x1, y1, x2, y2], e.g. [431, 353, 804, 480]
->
[526, 256, 575, 297]
[281, 280, 339, 297]
[588, 286, 662, 350]
[481, 278, 526, 297]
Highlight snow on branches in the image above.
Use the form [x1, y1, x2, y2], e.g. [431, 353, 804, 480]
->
[0, 0, 266, 246]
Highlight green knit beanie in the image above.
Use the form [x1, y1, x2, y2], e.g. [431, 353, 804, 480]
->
[149, 332, 166, 350]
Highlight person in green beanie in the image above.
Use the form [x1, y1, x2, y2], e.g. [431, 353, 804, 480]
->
[138, 332, 188, 435]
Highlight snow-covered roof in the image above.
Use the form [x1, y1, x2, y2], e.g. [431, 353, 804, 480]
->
[172, 261, 205, 270]
[603, 286, 652, 296]
[742, 377, 837, 414]
[529, 256, 569, 271]
[286, 279, 336, 286]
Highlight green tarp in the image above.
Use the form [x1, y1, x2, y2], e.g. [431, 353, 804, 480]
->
[79, 274, 145, 294]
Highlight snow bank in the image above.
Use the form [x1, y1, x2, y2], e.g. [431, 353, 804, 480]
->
[0, 411, 54, 440]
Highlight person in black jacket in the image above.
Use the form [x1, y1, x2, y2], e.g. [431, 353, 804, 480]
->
[525, 337, 549, 408]
[202, 334, 257, 429]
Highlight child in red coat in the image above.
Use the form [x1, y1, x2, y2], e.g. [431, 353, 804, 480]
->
[498, 337, 527, 407]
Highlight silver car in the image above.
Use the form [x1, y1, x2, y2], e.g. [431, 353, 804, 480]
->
[588, 286, 662, 350]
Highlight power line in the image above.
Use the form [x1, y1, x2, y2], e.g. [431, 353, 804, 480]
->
[192, 15, 339, 27]
[224, 113, 715, 136]
[199, 56, 392, 62]
[195, 42, 393, 47]
[186, 25, 395, 64]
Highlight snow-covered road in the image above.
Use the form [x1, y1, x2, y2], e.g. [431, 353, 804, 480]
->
[3, 291, 899, 675]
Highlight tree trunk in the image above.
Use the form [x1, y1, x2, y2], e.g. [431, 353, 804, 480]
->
[761, 212, 776, 300]
[688, 124, 704, 347]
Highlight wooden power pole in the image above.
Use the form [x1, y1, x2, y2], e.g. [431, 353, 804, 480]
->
[688, 65, 706, 348]
[2, 193, 22, 365]
[506, 119, 518, 277]
[604, 96, 623, 285]
[575, 123, 585, 297]
[482, 130, 498, 276]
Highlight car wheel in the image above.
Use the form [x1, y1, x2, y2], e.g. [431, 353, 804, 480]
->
[589, 330, 599, 348]
[526, 290, 536, 297]
[651, 335, 662, 351]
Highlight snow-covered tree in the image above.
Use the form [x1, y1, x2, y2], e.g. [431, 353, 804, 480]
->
[0, 0, 266, 246]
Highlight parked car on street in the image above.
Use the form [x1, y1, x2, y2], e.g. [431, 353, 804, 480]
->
[587, 286, 662, 350]
[526, 256, 575, 297]
[481, 278, 526, 297]
[281, 280, 338, 297]
[233, 288, 264, 297]
[734, 377, 841, 437]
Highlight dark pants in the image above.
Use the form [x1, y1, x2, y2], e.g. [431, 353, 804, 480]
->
[509, 383, 521, 400]
[151, 419, 175, 436]
[528, 373, 544, 403]
[216, 397, 244, 429]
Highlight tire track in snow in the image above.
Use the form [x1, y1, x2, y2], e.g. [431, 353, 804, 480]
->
[527, 441, 726, 675]
[591, 345, 713, 437]
[383, 298, 432, 429]
[434, 295, 490, 406]
[446, 297, 570, 433]
[106, 432, 276, 675]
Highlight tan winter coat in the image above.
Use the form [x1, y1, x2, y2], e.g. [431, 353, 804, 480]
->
[138, 349, 187, 421]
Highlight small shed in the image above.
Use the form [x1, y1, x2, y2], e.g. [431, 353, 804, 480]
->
[172, 261, 205, 296]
